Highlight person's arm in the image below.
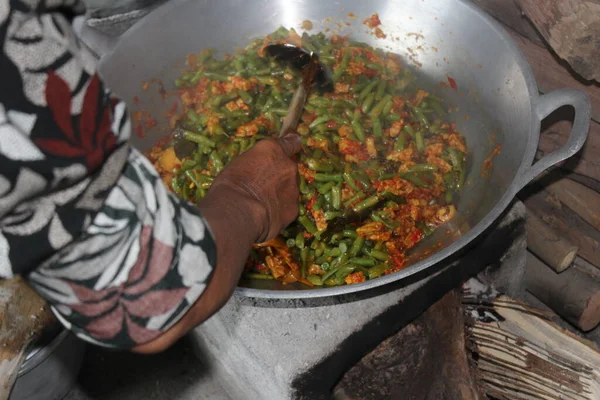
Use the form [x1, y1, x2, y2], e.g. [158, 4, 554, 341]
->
[0, 0, 299, 352]
[133, 136, 300, 353]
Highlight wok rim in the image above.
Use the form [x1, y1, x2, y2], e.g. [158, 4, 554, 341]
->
[99, 0, 540, 299]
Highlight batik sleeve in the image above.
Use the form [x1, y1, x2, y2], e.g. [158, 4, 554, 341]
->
[0, 0, 216, 349]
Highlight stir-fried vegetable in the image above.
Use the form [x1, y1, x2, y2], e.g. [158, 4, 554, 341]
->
[145, 27, 468, 287]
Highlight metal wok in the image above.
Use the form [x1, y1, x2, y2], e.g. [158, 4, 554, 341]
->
[98, 0, 591, 299]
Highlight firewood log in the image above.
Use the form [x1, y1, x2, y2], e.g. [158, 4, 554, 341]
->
[472, 0, 600, 123]
[544, 177, 600, 231]
[525, 252, 600, 332]
[526, 212, 578, 272]
[520, 186, 600, 269]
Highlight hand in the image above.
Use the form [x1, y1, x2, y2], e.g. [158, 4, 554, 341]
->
[202, 133, 302, 243]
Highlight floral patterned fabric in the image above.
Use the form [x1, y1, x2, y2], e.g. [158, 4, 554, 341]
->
[0, 0, 216, 349]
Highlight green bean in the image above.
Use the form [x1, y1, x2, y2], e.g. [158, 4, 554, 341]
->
[350, 257, 376, 267]
[309, 115, 331, 129]
[317, 181, 335, 195]
[298, 203, 306, 216]
[411, 105, 430, 128]
[351, 120, 366, 142]
[301, 246, 310, 265]
[314, 173, 343, 182]
[295, 232, 306, 249]
[372, 117, 383, 138]
[403, 124, 416, 137]
[457, 168, 466, 191]
[431, 101, 446, 116]
[394, 131, 406, 151]
[444, 189, 454, 204]
[344, 191, 366, 207]
[321, 265, 342, 283]
[338, 241, 348, 254]
[343, 171, 360, 191]
[350, 236, 365, 256]
[287, 238, 296, 248]
[353, 195, 380, 213]
[354, 171, 371, 190]
[333, 49, 351, 81]
[244, 273, 275, 280]
[181, 159, 196, 170]
[367, 62, 384, 71]
[368, 263, 389, 279]
[368, 249, 389, 262]
[238, 90, 254, 104]
[184, 131, 216, 147]
[298, 215, 318, 235]
[331, 186, 342, 210]
[299, 175, 311, 194]
[325, 211, 343, 221]
[408, 164, 436, 172]
[307, 275, 323, 285]
[361, 93, 376, 114]
[312, 195, 324, 211]
[307, 158, 334, 173]
[209, 151, 224, 173]
[184, 170, 213, 190]
[335, 265, 356, 280]
[382, 99, 394, 116]
[204, 71, 230, 81]
[416, 222, 434, 237]
[375, 79, 387, 100]
[308, 97, 330, 107]
[400, 172, 428, 187]
[415, 130, 425, 153]
[447, 148, 465, 170]
[370, 211, 398, 230]
[359, 81, 378, 100]
[369, 94, 392, 119]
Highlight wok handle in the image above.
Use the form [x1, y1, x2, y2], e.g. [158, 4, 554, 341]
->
[516, 88, 591, 190]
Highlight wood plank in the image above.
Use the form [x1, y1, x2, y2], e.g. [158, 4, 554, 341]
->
[466, 295, 600, 400]
[516, 0, 600, 82]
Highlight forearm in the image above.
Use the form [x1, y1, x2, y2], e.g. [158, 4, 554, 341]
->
[132, 188, 263, 354]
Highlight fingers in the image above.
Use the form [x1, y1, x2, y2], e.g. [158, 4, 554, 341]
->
[278, 133, 302, 158]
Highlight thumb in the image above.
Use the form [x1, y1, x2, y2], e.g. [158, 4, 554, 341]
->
[278, 133, 302, 158]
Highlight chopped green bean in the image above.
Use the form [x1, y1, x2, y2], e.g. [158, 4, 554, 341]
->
[331, 186, 342, 210]
[314, 173, 343, 182]
[184, 131, 216, 147]
[353, 195, 380, 213]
